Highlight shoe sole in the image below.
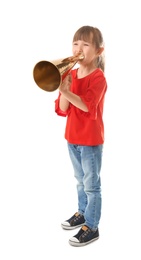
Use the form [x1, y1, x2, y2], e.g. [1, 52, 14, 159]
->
[69, 237, 99, 246]
[61, 223, 84, 230]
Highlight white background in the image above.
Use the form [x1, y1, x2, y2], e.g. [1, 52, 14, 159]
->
[0, 0, 141, 259]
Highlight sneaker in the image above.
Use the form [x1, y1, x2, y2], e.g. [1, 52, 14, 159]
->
[61, 212, 85, 230]
[69, 225, 99, 246]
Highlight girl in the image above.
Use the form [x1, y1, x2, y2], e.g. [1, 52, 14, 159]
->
[55, 25, 107, 247]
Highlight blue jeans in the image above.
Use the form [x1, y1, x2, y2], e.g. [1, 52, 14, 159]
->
[67, 142, 103, 230]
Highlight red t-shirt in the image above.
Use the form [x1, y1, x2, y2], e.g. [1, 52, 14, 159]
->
[55, 68, 107, 145]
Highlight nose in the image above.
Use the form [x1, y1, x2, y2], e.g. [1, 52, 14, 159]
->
[76, 47, 83, 55]
[78, 48, 84, 58]
[78, 46, 83, 52]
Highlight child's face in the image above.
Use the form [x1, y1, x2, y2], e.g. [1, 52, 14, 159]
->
[72, 39, 99, 65]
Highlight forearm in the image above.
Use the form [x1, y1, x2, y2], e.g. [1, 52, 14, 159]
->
[59, 74, 88, 112]
[61, 91, 88, 112]
[59, 94, 70, 111]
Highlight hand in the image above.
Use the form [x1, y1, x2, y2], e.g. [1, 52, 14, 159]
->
[59, 74, 72, 93]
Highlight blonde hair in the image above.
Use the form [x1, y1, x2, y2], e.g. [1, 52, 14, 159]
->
[73, 26, 105, 72]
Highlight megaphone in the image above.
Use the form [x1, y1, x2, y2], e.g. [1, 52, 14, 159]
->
[33, 52, 84, 92]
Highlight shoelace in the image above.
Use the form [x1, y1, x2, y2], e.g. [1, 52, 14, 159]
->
[74, 214, 82, 222]
[81, 227, 91, 238]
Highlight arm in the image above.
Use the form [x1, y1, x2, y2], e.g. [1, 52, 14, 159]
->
[60, 91, 88, 112]
[59, 94, 70, 111]
[59, 74, 88, 112]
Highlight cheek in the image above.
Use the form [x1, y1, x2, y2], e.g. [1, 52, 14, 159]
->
[72, 45, 78, 51]
[72, 47, 79, 56]
[72, 46, 76, 54]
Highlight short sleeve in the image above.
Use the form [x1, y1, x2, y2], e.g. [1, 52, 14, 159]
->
[80, 72, 107, 120]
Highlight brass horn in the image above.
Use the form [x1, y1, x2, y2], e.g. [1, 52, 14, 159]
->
[33, 52, 84, 92]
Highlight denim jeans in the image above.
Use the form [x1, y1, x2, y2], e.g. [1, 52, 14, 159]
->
[67, 142, 103, 230]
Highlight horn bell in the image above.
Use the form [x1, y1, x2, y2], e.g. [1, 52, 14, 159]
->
[33, 61, 61, 92]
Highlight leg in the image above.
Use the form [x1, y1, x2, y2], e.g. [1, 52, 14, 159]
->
[81, 145, 103, 229]
[67, 143, 87, 214]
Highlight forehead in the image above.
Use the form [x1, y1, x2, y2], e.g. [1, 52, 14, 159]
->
[73, 31, 93, 43]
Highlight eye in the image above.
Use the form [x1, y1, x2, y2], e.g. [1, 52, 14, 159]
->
[73, 42, 78, 46]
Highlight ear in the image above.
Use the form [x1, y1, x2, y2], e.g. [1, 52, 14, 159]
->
[97, 47, 104, 55]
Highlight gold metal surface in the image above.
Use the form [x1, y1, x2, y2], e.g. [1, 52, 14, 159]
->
[33, 53, 84, 92]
